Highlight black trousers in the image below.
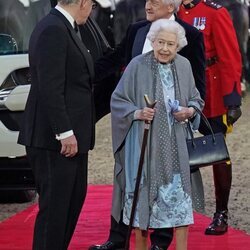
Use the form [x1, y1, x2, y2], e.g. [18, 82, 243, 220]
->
[199, 115, 232, 212]
[26, 147, 88, 250]
[108, 215, 174, 249]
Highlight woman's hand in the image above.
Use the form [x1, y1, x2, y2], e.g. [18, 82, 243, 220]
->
[173, 107, 195, 122]
[137, 107, 156, 122]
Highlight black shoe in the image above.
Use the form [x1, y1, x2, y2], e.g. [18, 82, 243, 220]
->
[205, 210, 228, 235]
[150, 245, 165, 250]
[88, 241, 125, 250]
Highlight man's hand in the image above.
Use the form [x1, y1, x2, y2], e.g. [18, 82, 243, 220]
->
[60, 135, 78, 157]
[227, 106, 242, 125]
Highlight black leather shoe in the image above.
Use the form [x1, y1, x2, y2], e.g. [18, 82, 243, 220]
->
[205, 211, 228, 235]
[88, 241, 125, 250]
[150, 245, 165, 250]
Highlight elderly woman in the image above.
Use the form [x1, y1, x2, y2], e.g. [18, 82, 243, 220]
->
[110, 19, 204, 250]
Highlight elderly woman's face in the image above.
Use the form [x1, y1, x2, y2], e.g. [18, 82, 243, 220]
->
[152, 30, 178, 63]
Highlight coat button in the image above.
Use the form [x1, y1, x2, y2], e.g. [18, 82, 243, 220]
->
[213, 76, 217, 79]
[185, 11, 189, 14]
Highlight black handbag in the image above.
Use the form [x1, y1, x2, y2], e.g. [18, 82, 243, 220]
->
[186, 106, 230, 171]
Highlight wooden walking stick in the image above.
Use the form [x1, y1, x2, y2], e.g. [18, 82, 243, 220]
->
[124, 95, 157, 250]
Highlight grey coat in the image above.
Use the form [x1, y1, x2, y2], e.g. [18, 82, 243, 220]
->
[110, 51, 204, 225]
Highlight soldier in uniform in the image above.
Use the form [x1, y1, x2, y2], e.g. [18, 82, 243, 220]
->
[178, 0, 242, 235]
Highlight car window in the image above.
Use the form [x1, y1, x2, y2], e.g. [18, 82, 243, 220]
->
[0, 0, 51, 55]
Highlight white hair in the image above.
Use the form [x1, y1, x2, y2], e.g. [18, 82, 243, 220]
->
[162, 0, 182, 12]
[58, 0, 80, 4]
[147, 19, 188, 51]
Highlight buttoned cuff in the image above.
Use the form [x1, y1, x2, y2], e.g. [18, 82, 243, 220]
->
[55, 130, 74, 140]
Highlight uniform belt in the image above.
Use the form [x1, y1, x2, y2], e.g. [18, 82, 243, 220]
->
[206, 56, 218, 67]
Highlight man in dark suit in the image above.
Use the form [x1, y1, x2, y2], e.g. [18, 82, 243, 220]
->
[91, 1, 206, 250]
[18, 0, 96, 249]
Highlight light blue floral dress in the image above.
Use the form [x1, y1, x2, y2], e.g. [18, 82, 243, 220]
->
[123, 63, 193, 228]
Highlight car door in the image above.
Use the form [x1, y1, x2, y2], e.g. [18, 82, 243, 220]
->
[0, 0, 115, 193]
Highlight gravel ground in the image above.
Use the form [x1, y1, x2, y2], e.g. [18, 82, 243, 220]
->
[1, 92, 249, 235]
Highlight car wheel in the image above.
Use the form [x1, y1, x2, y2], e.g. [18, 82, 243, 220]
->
[0, 190, 37, 203]
[17, 190, 37, 203]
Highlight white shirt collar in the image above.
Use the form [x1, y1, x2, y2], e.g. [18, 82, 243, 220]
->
[169, 14, 175, 21]
[55, 5, 75, 28]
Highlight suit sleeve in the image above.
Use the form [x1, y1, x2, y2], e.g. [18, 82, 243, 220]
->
[213, 8, 242, 106]
[188, 31, 206, 101]
[94, 37, 126, 82]
[94, 23, 137, 82]
[36, 25, 72, 135]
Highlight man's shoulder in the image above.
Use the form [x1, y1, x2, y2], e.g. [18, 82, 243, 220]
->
[130, 20, 150, 31]
[200, 0, 231, 20]
[126, 20, 150, 42]
[202, 0, 223, 10]
[35, 10, 65, 30]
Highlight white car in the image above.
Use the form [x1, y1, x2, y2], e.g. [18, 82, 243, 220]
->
[0, 0, 116, 201]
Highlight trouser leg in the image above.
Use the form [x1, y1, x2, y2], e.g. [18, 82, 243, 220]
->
[63, 153, 88, 248]
[88, 215, 128, 250]
[205, 159, 232, 235]
[108, 214, 129, 244]
[27, 147, 86, 250]
[108, 217, 174, 249]
[199, 115, 231, 211]
[150, 228, 174, 249]
[199, 115, 231, 235]
[213, 162, 232, 212]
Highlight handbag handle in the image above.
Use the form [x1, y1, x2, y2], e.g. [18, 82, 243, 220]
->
[187, 106, 216, 147]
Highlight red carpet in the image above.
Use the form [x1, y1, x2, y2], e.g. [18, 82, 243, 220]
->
[0, 185, 249, 250]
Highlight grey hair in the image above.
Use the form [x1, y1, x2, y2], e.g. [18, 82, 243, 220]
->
[147, 19, 188, 51]
[58, 0, 80, 4]
[162, 0, 182, 12]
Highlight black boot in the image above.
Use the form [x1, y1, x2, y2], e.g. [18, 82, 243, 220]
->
[205, 163, 232, 235]
[205, 210, 228, 235]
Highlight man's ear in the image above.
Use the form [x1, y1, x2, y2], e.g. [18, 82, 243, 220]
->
[80, 0, 87, 8]
[167, 3, 175, 13]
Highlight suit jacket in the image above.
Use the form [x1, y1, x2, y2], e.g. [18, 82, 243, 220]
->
[18, 9, 95, 153]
